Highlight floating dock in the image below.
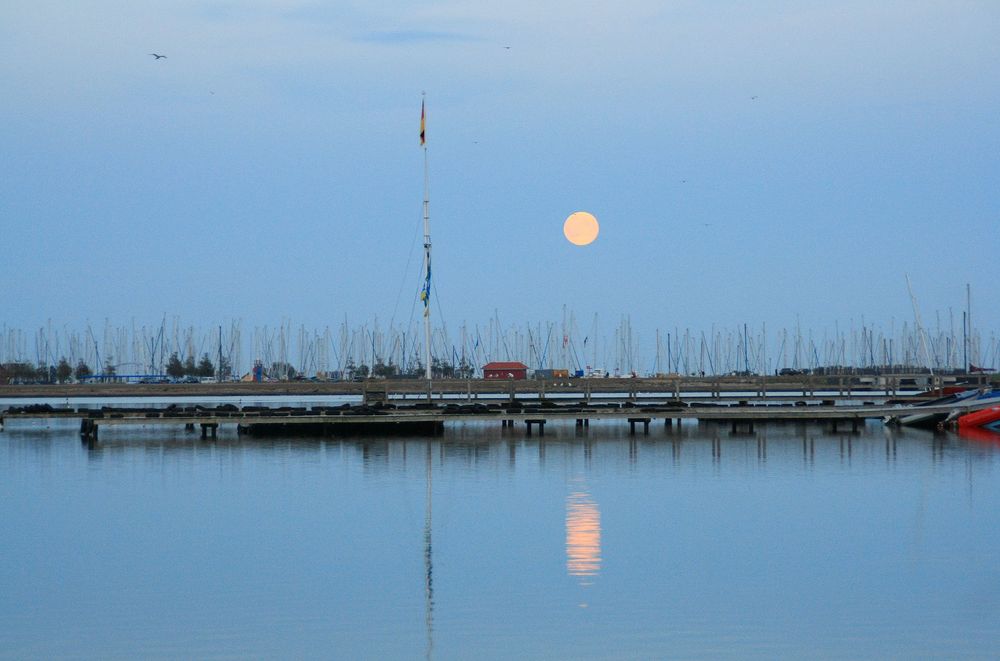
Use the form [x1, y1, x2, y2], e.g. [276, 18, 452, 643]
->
[3, 397, 995, 441]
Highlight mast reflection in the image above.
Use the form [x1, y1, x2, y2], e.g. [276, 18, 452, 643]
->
[565, 487, 601, 585]
[424, 441, 434, 660]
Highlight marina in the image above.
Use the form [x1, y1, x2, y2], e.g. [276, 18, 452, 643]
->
[5, 3, 999, 657]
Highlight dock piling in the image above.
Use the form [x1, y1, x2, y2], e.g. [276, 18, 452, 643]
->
[628, 418, 651, 436]
[525, 419, 546, 437]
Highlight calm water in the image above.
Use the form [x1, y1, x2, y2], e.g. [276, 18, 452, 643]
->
[2, 416, 999, 660]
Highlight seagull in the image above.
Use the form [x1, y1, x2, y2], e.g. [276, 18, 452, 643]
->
[751, 95, 758, 100]
[150, 53, 167, 59]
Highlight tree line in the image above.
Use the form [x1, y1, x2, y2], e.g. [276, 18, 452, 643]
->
[1, 359, 91, 384]
[0, 352, 230, 384]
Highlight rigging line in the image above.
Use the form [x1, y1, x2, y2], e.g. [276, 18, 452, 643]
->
[406, 265, 421, 349]
[431, 276, 446, 339]
[403, 217, 428, 353]
[429, 277, 453, 365]
[390, 209, 426, 332]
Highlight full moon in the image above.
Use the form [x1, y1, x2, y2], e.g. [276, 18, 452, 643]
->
[563, 211, 599, 246]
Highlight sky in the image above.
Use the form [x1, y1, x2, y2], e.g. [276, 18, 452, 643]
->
[2, 0, 998, 363]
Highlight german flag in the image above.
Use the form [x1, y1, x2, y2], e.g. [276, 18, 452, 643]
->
[420, 99, 426, 146]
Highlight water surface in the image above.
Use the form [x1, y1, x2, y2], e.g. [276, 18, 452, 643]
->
[2, 418, 998, 659]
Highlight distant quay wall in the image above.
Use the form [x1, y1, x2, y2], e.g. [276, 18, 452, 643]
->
[1, 373, 992, 400]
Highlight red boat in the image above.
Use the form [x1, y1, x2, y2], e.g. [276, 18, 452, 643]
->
[957, 406, 1000, 429]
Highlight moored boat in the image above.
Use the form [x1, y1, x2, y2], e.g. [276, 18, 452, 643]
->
[888, 388, 980, 428]
[957, 405, 1000, 429]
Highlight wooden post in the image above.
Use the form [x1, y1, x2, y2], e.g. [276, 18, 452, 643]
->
[628, 418, 650, 436]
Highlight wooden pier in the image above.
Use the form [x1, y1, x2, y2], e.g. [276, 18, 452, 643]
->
[3, 397, 994, 441]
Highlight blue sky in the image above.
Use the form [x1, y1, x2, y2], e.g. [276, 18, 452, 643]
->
[2, 1, 998, 362]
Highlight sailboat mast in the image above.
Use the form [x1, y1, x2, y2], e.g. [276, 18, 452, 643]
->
[421, 96, 432, 381]
[906, 274, 933, 375]
[966, 283, 971, 372]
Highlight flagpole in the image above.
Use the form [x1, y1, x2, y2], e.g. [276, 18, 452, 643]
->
[421, 94, 432, 381]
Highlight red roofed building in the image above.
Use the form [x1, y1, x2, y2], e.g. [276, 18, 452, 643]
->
[483, 361, 529, 380]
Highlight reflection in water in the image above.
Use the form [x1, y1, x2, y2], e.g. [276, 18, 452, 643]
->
[565, 486, 601, 585]
[3, 421, 1000, 659]
[424, 441, 434, 661]
[958, 425, 1000, 445]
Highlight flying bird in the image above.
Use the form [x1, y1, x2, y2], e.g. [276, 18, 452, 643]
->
[751, 95, 758, 100]
[150, 53, 167, 59]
